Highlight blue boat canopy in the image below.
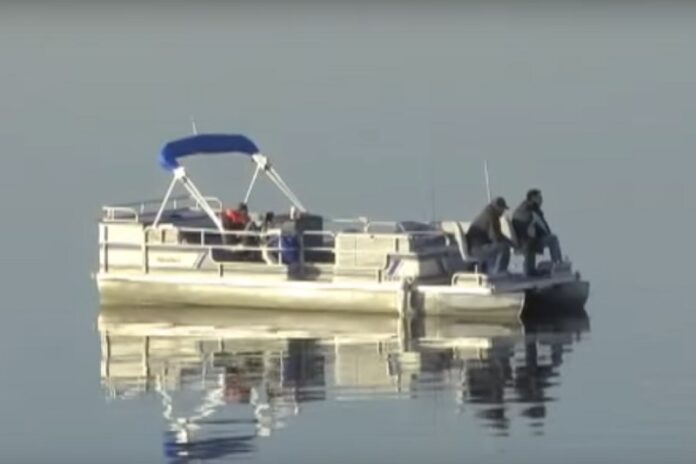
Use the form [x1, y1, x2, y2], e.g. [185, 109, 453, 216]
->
[159, 134, 260, 171]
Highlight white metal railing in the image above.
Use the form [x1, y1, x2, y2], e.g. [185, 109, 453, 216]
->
[329, 218, 442, 235]
[99, 223, 455, 269]
[143, 227, 337, 268]
[166, 225, 287, 248]
[452, 271, 487, 287]
[101, 201, 446, 239]
[102, 195, 224, 223]
[102, 206, 140, 222]
[102, 224, 451, 249]
[100, 226, 289, 270]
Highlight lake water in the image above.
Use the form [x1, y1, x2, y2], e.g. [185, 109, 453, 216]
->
[1, 3, 695, 463]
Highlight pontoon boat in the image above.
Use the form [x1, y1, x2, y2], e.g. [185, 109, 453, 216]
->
[97, 134, 589, 318]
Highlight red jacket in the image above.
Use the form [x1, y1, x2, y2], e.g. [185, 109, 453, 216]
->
[223, 209, 249, 229]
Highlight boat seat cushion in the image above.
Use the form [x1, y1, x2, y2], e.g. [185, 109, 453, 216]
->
[439, 221, 474, 259]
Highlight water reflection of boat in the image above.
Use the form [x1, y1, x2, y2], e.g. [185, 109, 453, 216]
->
[99, 306, 589, 460]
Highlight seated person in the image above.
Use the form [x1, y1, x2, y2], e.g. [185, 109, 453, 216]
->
[222, 202, 250, 245]
[222, 202, 249, 229]
[261, 211, 275, 232]
[240, 211, 277, 262]
[220, 202, 258, 262]
[465, 197, 514, 274]
[512, 189, 563, 276]
[259, 212, 278, 263]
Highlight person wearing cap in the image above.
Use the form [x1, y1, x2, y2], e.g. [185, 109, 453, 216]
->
[466, 197, 514, 274]
[512, 189, 562, 276]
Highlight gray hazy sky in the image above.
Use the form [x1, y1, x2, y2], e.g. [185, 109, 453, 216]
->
[2, 2, 695, 273]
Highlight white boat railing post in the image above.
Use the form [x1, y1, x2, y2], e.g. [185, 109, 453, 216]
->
[484, 160, 492, 203]
[397, 277, 414, 317]
[397, 303, 413, 353]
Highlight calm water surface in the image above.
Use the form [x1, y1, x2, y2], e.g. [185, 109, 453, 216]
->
[99, 308, 590, 463]
[1, 3, 696, 463]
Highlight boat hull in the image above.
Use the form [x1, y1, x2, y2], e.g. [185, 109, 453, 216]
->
[523, 279, 590, 317]
[97, 274, 525, 319]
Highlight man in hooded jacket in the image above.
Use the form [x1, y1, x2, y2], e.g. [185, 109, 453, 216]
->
[512, 189, 563, 276]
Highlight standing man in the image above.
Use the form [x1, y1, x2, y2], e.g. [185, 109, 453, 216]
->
[466, 197, 514, 274]
[512, 189, 563, 276]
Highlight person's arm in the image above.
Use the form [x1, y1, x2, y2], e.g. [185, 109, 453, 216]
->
[492, 217, 514, 247]
[538, 210, 552, 234]
[532, 210, 552, 236]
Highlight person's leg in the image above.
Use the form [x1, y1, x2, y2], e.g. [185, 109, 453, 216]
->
[539, 234, 562, 263]
[470, 244, 496, 273]
[471, 243, 511, 274]
[524, 246, 537, 276]
[481, 243, 509, 274]
[495, 243, 510, 273]
[481, 245, 496, 273]
[485, 248, 497, 273]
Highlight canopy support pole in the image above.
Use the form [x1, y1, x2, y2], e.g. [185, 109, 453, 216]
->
[243, 164, 262, 205]
[153, 168, 223, 232]
[265, 168, 306, 212]
[152, 176, 178, 228]
[251, 153, 307, 213]
[177, 170, 224, 231]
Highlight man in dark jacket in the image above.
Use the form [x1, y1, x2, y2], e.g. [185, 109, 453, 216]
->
[512, 189, 562, 276]
[466, 197, 514, 274]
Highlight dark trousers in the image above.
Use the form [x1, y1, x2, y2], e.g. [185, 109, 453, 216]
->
[470, 242, 511, 274]
[524, 234, 562, 275]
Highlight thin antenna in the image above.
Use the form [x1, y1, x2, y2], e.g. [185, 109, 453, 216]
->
[429, 153, 436, 222]
[484, 160, 492, 202]
[190, 116, 198, 135]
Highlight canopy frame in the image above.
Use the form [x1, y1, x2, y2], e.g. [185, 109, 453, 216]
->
[152, 135, 306, 231]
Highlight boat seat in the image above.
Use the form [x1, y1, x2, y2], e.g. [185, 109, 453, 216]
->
[439, 221, 481, 270]
[501, 214, 522, 252]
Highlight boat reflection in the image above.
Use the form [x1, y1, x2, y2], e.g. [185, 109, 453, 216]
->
[98, 307, 589, 461]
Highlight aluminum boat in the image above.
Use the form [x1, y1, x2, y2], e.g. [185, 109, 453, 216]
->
[97, 134, 589, 318]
